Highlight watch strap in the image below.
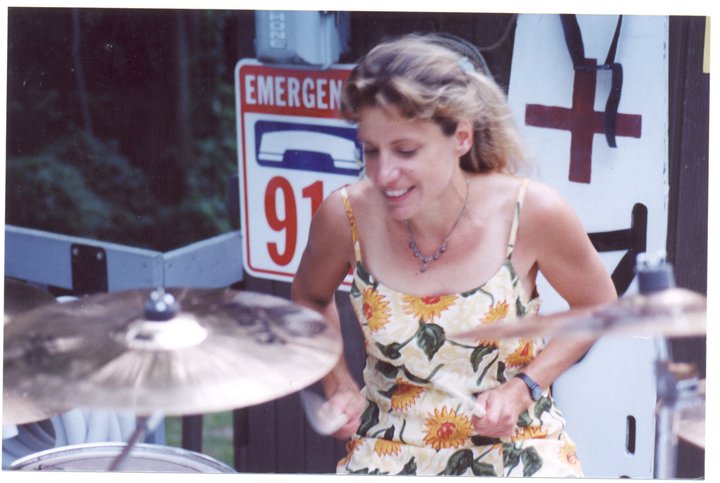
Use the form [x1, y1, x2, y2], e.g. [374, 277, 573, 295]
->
[514, 372, 542, 401]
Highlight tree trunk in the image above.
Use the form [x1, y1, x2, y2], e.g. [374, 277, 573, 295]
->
[71, 9, 93, 137]
[175, 10, 193, 170]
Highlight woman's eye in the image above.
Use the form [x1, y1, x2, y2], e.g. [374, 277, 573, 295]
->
[362, 147, 378, 157]
[397, 148, 417, 157]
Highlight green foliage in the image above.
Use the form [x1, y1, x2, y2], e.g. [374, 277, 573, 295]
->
[6, 132, 157, 246]
[6, 153, 112, 236]
[6, 9, 243, 251]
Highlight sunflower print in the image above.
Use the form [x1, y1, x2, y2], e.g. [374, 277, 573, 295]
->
[558, 442, 581, 471]
[391, 379, 425, 411]
[482, 300, 510, 323]
[338, 182, 583, 476]
[506, 339, 535, 368]
[374, 438, 402, 457]
[402, 294, 457, 323]
[422, 407, 473, 450]
[512, 425, 549, 442]
[362, 287, 392, 332]
[338, 438, 363, 467]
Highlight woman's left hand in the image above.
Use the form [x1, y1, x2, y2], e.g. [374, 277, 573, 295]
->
[471, 377, 533, 438]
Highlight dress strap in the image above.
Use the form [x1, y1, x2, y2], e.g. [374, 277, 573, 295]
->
[505, 178, 530, 259]
[340, 187, 363, 263]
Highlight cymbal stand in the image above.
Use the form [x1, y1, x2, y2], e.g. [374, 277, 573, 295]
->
[653, 361, 701, 479]
[108, 411, 164, 471]
[636, 253, 700, 479]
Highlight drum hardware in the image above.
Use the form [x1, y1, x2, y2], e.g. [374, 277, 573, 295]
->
[653, 361, 704, 478]
[635, 254, 705, 479]
[4, 287, 342, 471]
[9, 442, 236, 472]
[674, 378, 705, 449]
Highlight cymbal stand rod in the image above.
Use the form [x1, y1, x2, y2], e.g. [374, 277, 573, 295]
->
[653, 361, 699, 479]
[654, 401, 676, 477]
[637, 253, 679, 478]
[108, 411, 164, 471]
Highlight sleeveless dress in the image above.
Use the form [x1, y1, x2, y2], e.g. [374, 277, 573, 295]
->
[336, 180, 583, 477]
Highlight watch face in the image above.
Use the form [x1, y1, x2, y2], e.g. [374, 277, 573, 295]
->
[531, 385, 543, 401]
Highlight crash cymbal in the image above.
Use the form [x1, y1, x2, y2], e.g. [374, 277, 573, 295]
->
[451, 287, 706, 341]
[4, 279, 57, 324]
[3, 288, 341, 419]
[3, 388, 70, 426]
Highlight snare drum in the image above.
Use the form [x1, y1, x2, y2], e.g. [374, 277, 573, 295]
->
[10, 442, 236, 473]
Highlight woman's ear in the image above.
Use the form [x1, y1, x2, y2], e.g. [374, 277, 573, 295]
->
[454, 119, 474, 155]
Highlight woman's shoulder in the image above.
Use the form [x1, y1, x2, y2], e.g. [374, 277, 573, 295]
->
[331, 179, 376, 216]
[469, 171, 537, 208]
[517, 178, 586, 243]
[522, 177, 573, 216]
[480, 172, 562, 203]
[311, 180, 373, 234]
[341, 178, 375, 201]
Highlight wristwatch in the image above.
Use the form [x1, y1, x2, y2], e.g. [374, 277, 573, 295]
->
[514, 372, 543, 401]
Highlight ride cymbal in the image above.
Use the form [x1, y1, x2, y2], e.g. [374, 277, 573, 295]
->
[4, 279, 57, 324]
[451, 287, 706, 341]
[3, 288, 341, 418]
[3, 279, 67, 424]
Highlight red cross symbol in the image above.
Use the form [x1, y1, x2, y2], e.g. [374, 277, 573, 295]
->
[525, 58, 642, 183]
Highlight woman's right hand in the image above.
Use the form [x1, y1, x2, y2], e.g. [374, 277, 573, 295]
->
[326, 388, 365, 440]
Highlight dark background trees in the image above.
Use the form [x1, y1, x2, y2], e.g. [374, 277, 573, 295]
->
[5, 8, 516, 251]
[6, 8, 256, 250]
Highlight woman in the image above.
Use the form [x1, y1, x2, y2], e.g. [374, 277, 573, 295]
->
[291, 33, 617, 477]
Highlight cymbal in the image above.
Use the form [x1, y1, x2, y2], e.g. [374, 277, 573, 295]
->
[3, 387, 71, 426]
[3, 288, 341, 420]
[3, 280, 67, 424]
[4, 279, 57, 323]
[451, 288, 706, 341]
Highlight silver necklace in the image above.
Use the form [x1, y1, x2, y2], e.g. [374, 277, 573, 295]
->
[406, 177, 469, 273]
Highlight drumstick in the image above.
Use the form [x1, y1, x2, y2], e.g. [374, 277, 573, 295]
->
[108, 411, 164, 471]
[433, 378, 486, 418]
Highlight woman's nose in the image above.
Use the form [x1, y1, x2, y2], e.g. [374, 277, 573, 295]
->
[374, 156, 400, 186]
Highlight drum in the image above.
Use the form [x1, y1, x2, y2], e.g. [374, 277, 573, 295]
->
[9, 442, 236, 473]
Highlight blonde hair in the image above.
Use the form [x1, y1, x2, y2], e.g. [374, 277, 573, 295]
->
[341, 34, 527, 173]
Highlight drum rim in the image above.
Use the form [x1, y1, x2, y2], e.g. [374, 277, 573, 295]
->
[9, 442, 235, 473]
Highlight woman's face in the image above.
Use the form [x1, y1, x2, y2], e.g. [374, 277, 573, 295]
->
[357, 105, 471, 221]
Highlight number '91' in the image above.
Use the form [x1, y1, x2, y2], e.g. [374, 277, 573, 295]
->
[264, 177, 323, 266]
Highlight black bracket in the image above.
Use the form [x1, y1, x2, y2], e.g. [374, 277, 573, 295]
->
[71, 243, 108, 294]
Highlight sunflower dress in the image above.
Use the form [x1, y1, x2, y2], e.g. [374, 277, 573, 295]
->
[336, 180, 583, 477]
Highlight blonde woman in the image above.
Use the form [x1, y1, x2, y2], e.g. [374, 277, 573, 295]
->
[291, 33, 616, 477]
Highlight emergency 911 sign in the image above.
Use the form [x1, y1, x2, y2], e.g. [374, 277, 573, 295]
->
[235, 59, 360, 286]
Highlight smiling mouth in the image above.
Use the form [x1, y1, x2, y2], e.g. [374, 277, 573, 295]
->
[384, 187, 412, 198]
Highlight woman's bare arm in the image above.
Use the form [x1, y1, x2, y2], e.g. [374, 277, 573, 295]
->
[472, 181, 617, 437]
[290, 189, 365, 438]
